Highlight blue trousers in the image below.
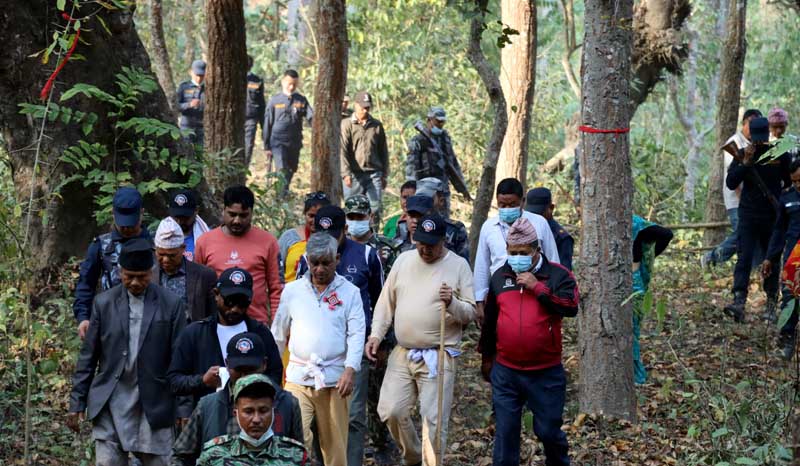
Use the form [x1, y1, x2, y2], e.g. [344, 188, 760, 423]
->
[491, 362, 570, 466]
[707, 209, 739, 264]
[733, 214, 779, 297]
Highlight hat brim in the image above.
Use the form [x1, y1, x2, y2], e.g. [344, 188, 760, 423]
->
[346, 209, 370, 216]
[226, 355, 265, 370]
[114, 211, 141, 228]
[413, 230, 444, 245]
[218, 286, 254, 300]
[169, 206, 196, 218]
[524, 203, 547, 215]
[192, 68, 206, 76]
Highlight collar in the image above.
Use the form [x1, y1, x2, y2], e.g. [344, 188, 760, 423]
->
[230, 435, 277, 456]
[305, 272, 344, 300]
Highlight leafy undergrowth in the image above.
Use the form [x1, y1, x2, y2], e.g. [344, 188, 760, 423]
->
[2, 255, 797, 465]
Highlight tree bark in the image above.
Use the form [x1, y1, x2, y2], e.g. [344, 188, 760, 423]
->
[577, 0, 637, 422]
[310, 0, 347, 203]
[148, 0, 178, 117]
[285, 0, 312, 68]
[467, 0, 509, 264]
[183, 0, 198, 66]
[204, 0, 248, 187]
[496, 0, 536, 188]
[703, 0, 746, 246]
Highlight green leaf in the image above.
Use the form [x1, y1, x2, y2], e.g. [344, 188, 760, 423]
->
[711, 427, 729, 438]
[57, 0, 66, 10]
[655, 298, 667, 333]
[734, 458, 758, 465]
[778, 299, 795, 330]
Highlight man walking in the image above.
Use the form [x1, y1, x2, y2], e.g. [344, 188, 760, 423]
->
[68, 239, 186, 465]
[177, 60, 206, 146]
[525, 187, 574, 271]
[341, 91, 389, 223]
[168, 189, 211, 262]
[416, 177, 470, 263]
[366, 214, 476, 466]
[245, 55, 266, 168]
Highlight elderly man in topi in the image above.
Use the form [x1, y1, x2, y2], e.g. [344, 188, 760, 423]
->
[366, 213, 476, 466]
[271, 232, 366, 466]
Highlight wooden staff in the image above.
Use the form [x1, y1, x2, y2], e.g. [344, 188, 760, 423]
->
[435, 296, 447, 466]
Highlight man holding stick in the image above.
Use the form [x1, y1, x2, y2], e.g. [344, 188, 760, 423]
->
[366, 214, 476, 466]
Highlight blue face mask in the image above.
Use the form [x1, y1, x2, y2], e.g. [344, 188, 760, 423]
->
[347, 220, 371, 237]
[508, 255, 533, 273]
[498, 207, 521, 224]
[237, 409, 275, 448]
[431, 126, 444, 136]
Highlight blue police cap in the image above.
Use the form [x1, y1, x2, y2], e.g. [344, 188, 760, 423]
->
[406, 195, 433, 215]
[413, 214, 446, 245]
[525, 188, 552, 215]
[191, 60, 206, 76]
[113, 187, 143, 227]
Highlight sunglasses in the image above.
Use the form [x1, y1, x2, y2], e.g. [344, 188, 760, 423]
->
[305, 191, 329, 201]
[224, 295, 251, 309]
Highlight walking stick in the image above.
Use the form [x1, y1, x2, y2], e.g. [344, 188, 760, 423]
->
[435, 295, 447, 466]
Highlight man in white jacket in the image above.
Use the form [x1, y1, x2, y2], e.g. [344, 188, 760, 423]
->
[271, 232, 366, 466]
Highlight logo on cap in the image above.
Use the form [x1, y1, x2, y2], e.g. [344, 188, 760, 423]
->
[421, 219, 436, 233]
[174, 194, 188, 206]
[236, 338, 253, 354]
[319, 217, 333, 230]
[230, 271, 246, 285]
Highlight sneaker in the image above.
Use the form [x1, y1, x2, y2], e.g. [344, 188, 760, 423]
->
[762, 295, 778, 324]
[723, 292, 746, 323]
[779, 333, 796, 361]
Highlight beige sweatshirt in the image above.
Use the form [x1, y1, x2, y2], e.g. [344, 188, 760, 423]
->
[371, 249, 476, 348]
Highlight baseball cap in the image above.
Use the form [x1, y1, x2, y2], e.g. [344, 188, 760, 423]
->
[354, 91, 372, 109]
[216, 267, 254, 299]
[113, 186, 143, 227]
[427, 107, 447, 122]
[345, 195, 371, 216]
[406, 195, 433, 215]
[749, 117, 770, 143]
[226, 332, 267, 368]
[413, 214, 446, 245]
[119, 238, 154, 271]
[168, 189, 197, 217]
[191, 60, 206, 76]
[315, 205, 346, 238]
[416, 177, 444, 198]
[232, 374, 276, 402]
[525, 187, 552, 215]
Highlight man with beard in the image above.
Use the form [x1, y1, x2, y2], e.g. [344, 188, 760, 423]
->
[168, 267, 283, 419]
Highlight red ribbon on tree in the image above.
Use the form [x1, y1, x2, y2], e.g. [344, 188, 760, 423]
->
[39, 13, 81, 101]
[578, 125, 630, 134]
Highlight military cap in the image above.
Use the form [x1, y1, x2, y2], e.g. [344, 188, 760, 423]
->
[232, 374, 276, 402]
[345, 195, 371, 215]
[427, 107, 447, 122]
[416, 177, 444, 198]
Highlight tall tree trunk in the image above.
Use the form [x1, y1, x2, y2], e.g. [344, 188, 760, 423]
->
[496, 0, 536, 188]
[148, 0, 178, 116]
[467, 0, 509, 263]
[183, 0, 198, 65]
[577, 0, 637, 422]
[205, 0, 248, 187]
[285, 0, 312, 68]
[703, 0, 746, 246]
[310, 0, 347, 203]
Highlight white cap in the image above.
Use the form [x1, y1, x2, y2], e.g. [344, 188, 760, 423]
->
[155, 217, 185, 249]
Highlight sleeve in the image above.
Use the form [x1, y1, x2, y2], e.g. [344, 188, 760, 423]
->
[340, 120, 354, 178]
[73, 240, 102, 322]
[473, 225, 492, 302]
[270, 290, 291, 355]
[378, 124, 390, 177]
[69, 299, 102, 413]
[367, 248, 385, 312]
[559, 236, 575, 271]
[263, 98, 274, 150]
[405, 137, 421, 180]
[477, 285, 499, 359]
[767, 202, 788, 262]
[536, 217, 560, 265]
[194, 235, 208, 266]
[447, 261, 476, 324]
[266, 238, 284, 322]
[531, 266, 580, 318]
[726, 158, 748, 190]
[177, 83, 191, 113]
[170, 403, 204, 466]
[344, 289, 366, 370]
[369, 261, 399, 341]
[257, 325, 284, 387]
[167, 328, 206, 396]
[305, 97, 314, 125]
[633, 225, 673, 261]
[257, 82, 267, 123]
[454, 226, 471, 265]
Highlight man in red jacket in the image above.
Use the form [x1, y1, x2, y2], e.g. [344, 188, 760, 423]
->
[478, 217, 579, 466]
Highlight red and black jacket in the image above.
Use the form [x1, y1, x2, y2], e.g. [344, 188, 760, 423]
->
[478, 256, 579, 371]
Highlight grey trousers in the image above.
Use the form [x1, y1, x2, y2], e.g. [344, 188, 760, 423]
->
[95, 440, 170, 466]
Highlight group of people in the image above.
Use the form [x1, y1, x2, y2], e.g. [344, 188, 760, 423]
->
[67, 167, 583, 466]
[701, 107, 800, 359]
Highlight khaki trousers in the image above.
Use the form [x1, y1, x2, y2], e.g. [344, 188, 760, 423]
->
[285, 382, 350, 466]
[377, 346, 456, 466]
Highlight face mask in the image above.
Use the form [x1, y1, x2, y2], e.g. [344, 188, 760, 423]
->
[237, 409, 274, 448]
[508, 255, 533, 273]
[431, 126, 443, 136]
[498, 207, 521, 224]
[347, 220, 371, 237]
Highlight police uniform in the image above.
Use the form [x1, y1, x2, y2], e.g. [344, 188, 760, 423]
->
[245, 72, 266, 166]
[263, 92, 313, 189]
[445, 218, 471, 265]
[526, 188, 575, 271]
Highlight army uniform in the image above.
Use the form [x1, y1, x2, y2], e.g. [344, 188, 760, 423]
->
[177, 81, 205, 146]
[245, 72, 266, 166]
[197, 434, 307, 466]
[263, 92, 313, 190]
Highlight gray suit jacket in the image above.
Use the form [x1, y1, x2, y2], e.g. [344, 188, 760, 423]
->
[69, 283, 186, 429]
[185, 260, 217, 322]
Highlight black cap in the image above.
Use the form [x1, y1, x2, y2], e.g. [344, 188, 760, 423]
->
[113, 187, 143, 228]
[226, 332, 266, 368]
[354, 91, 372, 109]
[119, 238, 154, 271]
[525, 188, 552, 215]
[749, 117, 769, 143]
[216, 267, 254, 299]
[315, 205, 346, 238]
[413, 214, 446, 245]
[168, 189, 198, 217]
[406, 195, 433, 215]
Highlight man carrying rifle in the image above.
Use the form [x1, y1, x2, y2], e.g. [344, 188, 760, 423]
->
[405, 107, 472, 219]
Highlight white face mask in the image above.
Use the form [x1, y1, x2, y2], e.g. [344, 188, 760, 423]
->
[236, 408, 275, 448]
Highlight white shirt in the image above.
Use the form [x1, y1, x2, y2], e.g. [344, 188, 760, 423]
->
[473, 210, 560, 302]
[216, 320, 248, 364]
[271, 273, 366, 387]
[723, 132, 749, 210]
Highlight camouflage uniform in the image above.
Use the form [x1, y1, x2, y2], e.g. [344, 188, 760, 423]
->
[196, 434, 307, 466]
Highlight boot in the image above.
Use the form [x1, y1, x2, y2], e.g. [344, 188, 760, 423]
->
[779, 332, 796, 361]
[723, 291, 746, 323]
[762, 294, 778, 324]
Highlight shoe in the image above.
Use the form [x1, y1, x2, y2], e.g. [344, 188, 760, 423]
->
[723, 292, 746, 323]
[762, 295, 778, 324]
[779, 333, 796, 360]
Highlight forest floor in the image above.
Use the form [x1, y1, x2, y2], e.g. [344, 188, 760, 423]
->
[2, 153, 797, 465]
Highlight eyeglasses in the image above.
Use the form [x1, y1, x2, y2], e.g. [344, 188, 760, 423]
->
[305, 192, 329, 201]
[224, 295, 251, 309]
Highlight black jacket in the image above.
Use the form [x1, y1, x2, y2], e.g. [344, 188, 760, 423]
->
[69, 283, 186, 429]
[726, 146, 791, 219]
[167, 312, 283, 416]
[182, 259, 218, 322]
